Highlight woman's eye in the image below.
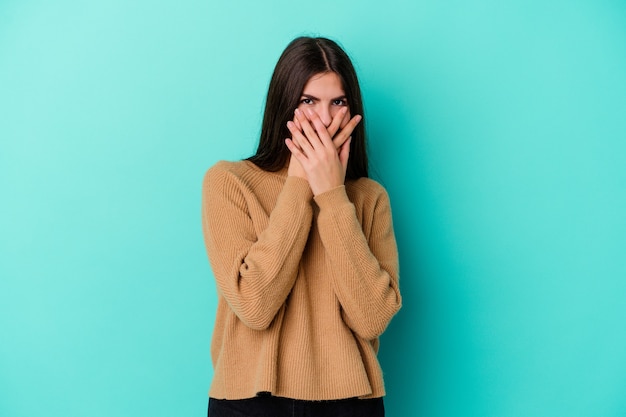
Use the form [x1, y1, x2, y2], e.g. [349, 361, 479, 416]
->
[300, 98, 313, 105]
[333, 99, 348, 106]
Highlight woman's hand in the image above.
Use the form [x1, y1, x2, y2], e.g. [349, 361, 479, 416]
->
[287, 107, 350, 182]
[287, 107, 346, 180]
[285, 108, 362, 196]
[287, 152, 307, 179]
[293, 106, 350, 149]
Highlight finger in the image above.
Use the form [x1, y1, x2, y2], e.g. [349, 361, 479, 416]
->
[287, 112, 303, 135]
[287, 113, 306, 145]
[333, 114, 362, 149]
[295, 109, 322, 149]
[327, 107, 348, 140]
[287, 120, 315, 156]
[305, 109, 335, 149]
[285, 133, 303, 154]
[339, 136, 352, 171]
[285, 138, 308, 164]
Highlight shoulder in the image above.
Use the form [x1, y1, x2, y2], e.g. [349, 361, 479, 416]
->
[203, 160, 261, 188]
[345, 178, 395, 231]
[202, 161, 251, 200]
[345, 177, 391, 208]
[204, 160, 255, 179]
[202, 160, 267, 213]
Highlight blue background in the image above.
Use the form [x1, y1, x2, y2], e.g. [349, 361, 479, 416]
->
[1, 0, 625, 416]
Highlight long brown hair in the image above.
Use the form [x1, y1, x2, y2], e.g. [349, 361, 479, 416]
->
[247, 37, 368, 179]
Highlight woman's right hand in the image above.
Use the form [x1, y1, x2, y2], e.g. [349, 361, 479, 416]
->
[285, 108, 362, 195]
[286, 106, 357, 180]
[287, 152, 307, 179]
[293, 106, 351, 150]
[287, 110, 339, 180]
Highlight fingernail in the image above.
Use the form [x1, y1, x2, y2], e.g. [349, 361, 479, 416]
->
[294, 108, 300, 115]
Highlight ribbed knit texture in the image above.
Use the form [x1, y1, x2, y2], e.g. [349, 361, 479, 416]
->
[201, 160, 401, 401]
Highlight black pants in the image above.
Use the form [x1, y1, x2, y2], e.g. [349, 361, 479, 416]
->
[208, 395, 385, 417]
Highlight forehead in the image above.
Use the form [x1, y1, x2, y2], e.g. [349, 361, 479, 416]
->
[302, 72, 345, 94]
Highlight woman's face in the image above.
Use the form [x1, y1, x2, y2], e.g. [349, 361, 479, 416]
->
[297, 72, 351, 128]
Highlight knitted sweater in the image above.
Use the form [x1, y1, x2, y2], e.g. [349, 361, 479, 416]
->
[201, 160, 401, 401]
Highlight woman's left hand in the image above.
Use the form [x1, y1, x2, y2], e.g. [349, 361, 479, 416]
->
[285, 108, 362, 196]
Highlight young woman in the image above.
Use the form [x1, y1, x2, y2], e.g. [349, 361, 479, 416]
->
[202, 36, 401, 417]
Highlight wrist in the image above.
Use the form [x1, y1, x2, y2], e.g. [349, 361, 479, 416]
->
[310, 179, 344, 196]
[313, 184, 348, 203]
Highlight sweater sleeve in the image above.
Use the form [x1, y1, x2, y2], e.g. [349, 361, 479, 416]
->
[313, 183, 401, 340]
[202, 164, 313, 330]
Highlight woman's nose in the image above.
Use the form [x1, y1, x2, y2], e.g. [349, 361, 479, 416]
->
[317, 106, 332, 126]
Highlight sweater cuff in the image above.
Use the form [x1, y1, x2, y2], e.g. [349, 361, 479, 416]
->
[284, 176, 314, 201]
[313, 185, 350, 209]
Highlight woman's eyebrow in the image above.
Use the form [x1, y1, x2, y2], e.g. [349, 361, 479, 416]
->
[301, 94, 347, 101]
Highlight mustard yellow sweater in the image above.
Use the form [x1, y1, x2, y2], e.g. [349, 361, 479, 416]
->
[201, 160, 401, 401]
